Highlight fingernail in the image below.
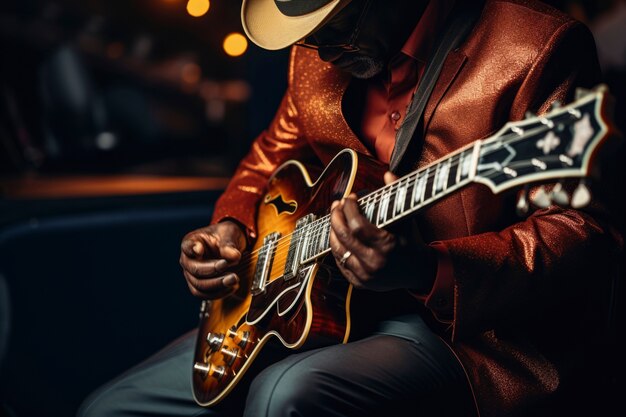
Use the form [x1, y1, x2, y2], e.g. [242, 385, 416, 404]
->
[331, 200, 339, 209]
[216, 259, 228, 271]
[192, 242, 203, 255]
[223, 275, 238, 286]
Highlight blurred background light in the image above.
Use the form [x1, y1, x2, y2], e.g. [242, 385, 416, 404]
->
[223, 32, 248, 57]
[187, 0, 210, 17]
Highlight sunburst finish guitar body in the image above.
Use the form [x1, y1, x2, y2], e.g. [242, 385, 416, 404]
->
[192, 86, 618, 407]
[192, 149, 386, 406]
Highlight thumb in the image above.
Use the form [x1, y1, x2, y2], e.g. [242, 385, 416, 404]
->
[181, 238, 205, 258]
[384, 171, 399, 185]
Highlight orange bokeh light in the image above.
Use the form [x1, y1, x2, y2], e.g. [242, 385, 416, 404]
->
[187, 0, 210, 17]
[223, 33, 248, 57]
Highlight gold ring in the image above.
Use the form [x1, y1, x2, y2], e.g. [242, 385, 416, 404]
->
[339, 250, 352, 267]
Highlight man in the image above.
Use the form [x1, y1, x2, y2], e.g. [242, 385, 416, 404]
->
[79, 0, 619, 416]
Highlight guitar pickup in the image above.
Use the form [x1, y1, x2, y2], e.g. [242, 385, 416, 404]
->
[251, 232, 281, 295]
[283, 214, 315, 281]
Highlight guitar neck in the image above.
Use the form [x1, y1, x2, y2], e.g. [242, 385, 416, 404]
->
[299, 142, 482, 262]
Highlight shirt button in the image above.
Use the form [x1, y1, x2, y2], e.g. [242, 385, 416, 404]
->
[390, 111, 401, 122]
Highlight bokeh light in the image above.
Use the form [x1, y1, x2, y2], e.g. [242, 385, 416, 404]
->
[223, 33, 248, 57]
[187, 0, 210, 17]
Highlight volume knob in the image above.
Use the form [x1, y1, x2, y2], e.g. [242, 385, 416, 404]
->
[227, 326, 251, 348]
[193, 362, 225, 381]
[220, 346, 240, 366]
[206, 332, 225, 352]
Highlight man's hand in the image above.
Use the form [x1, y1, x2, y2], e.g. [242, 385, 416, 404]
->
[180, 221, 247, 299]
[329, 172, 437, 292]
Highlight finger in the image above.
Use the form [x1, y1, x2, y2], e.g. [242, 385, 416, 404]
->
[334, 258, 365, 290]
[328, 215, 375, 279]
[181, 237, 204, 258]
[181, 256, 229, 277]
[330, 200, 371, 259]
[384, 171, 399, 185]
[341, 197, 387, 243]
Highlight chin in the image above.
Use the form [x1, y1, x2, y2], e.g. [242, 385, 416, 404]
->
[332, 54, 385, 79]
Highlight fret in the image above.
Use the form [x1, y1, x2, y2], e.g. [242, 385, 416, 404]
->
[312, 225, 321, 256]
[319, 220, 328, 252]
[447, 155, 460, 189]
[377, 188, 392, 226]
[363, 200, 376, 222]
[393, 178, 408, 216]
[434, 160, 451, 193]
[412, 169, 428, 206]
[458, 149, 474, 182]
[424, 168, 436, 202]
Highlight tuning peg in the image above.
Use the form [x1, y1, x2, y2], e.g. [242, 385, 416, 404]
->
[525, 111, 536, 119]
[571, 180, 591, 208]
[550, 100, 562, 111]
[550, 183, 570, 206]
[516, 188, 530, 216]
[531, 186, 551, 208]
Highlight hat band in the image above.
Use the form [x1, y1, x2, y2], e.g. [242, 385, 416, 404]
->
[274, 0, 335, 17]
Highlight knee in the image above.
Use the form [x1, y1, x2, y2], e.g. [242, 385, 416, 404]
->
[246, 364, 326, 417]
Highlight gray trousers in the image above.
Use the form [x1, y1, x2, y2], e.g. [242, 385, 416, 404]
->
[77, 314, 475, 417]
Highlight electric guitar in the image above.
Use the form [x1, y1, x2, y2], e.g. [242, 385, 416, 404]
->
[192, 86, 618, 406]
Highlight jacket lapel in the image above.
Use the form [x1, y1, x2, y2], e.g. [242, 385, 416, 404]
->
[424, 49, 468, 131]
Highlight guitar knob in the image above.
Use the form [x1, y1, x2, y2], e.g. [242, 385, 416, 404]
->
[193, 362, 225, 381]
[220, 346, 240, 366]
[550, 183, 569, 206]
[206, 332, 225, 352]
[571, 181, 591, 208]
[516, 189, 529, 216]
[227, 326, 251, 348]
[531, 186, 551, 208]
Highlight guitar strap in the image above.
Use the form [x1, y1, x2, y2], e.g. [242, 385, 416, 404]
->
[389, 1, 484, 175]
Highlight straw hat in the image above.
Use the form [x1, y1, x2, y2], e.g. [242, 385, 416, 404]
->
[241, 0, 353, 50]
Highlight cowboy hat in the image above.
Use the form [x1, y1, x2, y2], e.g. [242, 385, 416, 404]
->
[241, 0, 353, 50]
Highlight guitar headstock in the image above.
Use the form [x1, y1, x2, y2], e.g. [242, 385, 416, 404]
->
[473, 85, 619, 210]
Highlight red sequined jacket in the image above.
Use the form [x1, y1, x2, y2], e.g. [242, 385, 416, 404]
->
[211, 1, 619, 415]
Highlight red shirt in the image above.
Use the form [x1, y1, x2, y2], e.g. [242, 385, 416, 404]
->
[360, 0, 456, 163]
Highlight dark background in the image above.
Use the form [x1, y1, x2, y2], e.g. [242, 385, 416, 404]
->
[0, 1, 624, 416]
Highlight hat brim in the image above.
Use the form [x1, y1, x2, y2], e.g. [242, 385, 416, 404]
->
[242, 0, 351, 50]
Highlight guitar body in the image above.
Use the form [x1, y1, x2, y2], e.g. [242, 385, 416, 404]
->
[192, 149, 386, 406]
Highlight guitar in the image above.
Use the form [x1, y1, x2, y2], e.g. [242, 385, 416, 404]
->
[192, 86, 618, 406]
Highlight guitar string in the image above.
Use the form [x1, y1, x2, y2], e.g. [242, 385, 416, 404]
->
[229, 122, 562, 276]
[226, 152, 465, 275]
[225, 120, 575, 275]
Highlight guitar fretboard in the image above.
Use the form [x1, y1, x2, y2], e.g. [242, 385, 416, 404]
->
[298, 142, 481, 263]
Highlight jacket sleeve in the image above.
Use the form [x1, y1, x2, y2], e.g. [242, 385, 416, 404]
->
[210, 56, 315, 240]
[428, 21, 622, 339]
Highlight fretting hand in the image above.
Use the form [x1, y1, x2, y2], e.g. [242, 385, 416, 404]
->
[329, 172, 437, 293]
